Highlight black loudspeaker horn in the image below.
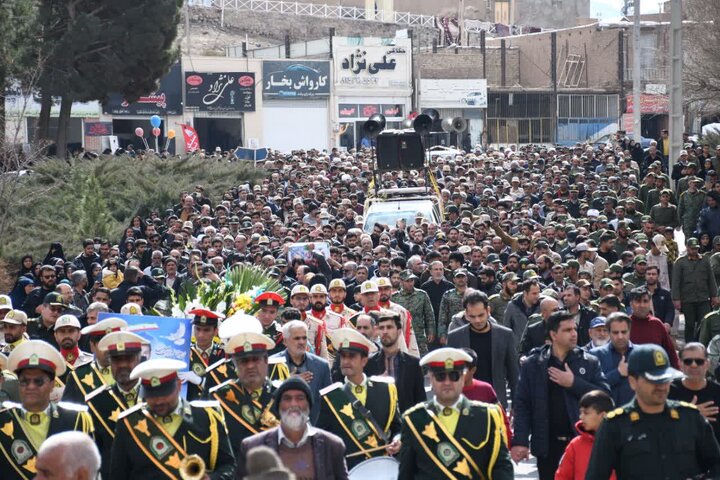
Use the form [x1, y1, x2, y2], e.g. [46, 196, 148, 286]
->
[363, 114, 386, 139]
[422, 108, 440, 123]
[413, 114, 433, 135]
[376, 131, 425, 171]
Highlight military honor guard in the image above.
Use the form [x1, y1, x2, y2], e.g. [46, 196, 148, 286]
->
[307, 283, 349, 362]
[317, 327, 402, 469]
[328, 278, 357, 321]
[1, 309, 28, 355]
[85, 331, 148, 479]
[210, 329, 280, 450]
[587, 344, 720, 479]
[110, 358, 236, 479]
[360, 279, 419, 357]
[51, 314, 93, 401]
[62, 317, 128, 402]
[291, 285, 329, 360]
[399, 347, 513, 480]
[255, 291, 286, 356]
[187, 308, 225, 399]
[0, 340, 95, 480]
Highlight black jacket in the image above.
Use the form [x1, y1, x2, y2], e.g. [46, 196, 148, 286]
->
[365, 350, 426, 413]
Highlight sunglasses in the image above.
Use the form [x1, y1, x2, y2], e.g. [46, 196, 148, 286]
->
[433, 371, 462, 382]
[682, 358, 706, 366]
[19, 377, 52, 388]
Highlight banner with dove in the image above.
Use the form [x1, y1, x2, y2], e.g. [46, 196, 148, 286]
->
[97, 312, 193, 396]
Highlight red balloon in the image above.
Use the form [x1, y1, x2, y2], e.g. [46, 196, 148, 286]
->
[152, 127, 161, 137]
[134, 127, 144, 137]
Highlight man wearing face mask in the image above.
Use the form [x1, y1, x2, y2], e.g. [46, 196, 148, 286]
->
[236, 377, 349, 479]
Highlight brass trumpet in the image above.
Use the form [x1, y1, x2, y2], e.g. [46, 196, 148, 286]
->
[179, 454, 206, 480]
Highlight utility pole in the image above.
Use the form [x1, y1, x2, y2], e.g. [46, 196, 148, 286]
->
[632, 0, 642, 141]
[668, 0, 682, 180]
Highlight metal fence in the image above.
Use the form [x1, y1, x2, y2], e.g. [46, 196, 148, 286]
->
[189, 0, 436, 27]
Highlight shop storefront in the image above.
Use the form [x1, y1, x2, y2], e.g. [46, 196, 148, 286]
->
[261, 60, 331, 152]
[332, 37, 412, 151]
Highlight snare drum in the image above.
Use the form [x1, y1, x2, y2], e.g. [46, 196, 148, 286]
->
[348, 456, 400, 480]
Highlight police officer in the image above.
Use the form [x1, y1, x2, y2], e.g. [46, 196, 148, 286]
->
[1, 309, 28, 355]
[85, 331, 149, 479]
[62, 316, 128, 402]
[587, 344, 720, 479]
[399, 347, 513, 480]
[0, 340, 95, 480]
[110, 358, 236, 479]
[209, 328, 280, 449]
[317, 327, 402, 469]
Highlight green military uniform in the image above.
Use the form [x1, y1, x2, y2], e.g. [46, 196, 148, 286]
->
[711, 251, 720, 294]
[646, 187, 676, 211]
[317, 375, 402, 469]
[622, 271, 646, 288]
[210, 378, 278, 447]
[488, 292, 513, 326]
[399, 397, 513, 480]
[86, 382, 141, 479]
[587, 399, 720, 479]
[0, 370, 20, 403]
[672, 242, 718, 342]
[678, 188, 706, 239]
[649, 203, 679, 229]
[699, 310, 720, 346]
[438, 288, 465, 338]
[392, 283, 436, 355]
[109, 399, 236, 480]
[0, 401, 94, 480]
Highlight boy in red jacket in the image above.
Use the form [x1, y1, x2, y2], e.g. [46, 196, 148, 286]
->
[555, 390, 616, 480]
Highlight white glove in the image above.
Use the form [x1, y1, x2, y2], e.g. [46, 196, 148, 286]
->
[178, 371, 202, 386]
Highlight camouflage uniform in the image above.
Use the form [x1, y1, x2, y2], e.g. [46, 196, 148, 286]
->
[678, 189, 706, 239]
[438, 289, 465, 337]
[392, 288, 435, 355]
[488, 291, 513, 326]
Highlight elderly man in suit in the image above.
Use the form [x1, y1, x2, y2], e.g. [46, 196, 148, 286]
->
[365, 309, 426, 412]
[237, 377, 349, 479]
[270, 320, 332, 424]
[447, 290, 519, 409]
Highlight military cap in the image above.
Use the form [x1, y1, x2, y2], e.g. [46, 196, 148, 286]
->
[256, 291, 285, 308]
[453, 269, 468, 278]
[0, 295, 12, 311]
[576, 279, 591, 288]
[400, 270, 418, 281]
[98, 331, 148, 357]
[2, 309, 27, 326]
[360, 280, 379, 294]
[120, 302, 143, 315]
[81, 317, 128, 337]
[54, 314, 81, 331]
[44, 292, 67, 308]
[566, 260, 580, 269]
[328, 278, 347, 290]
[486, 254, 501, 264]
[660, 189, 672, 196]
[420, 347, 472, 372]
[376, 277, 392, 288]
[217, 312, 263, 340]
[633, 255, 648, 265]
[330, 328, 377, 355]
[628, 344, 683, 383]
[8, 340, 66, 376]
[224, 331, 275, 357]
[687, 237, 700, 248]
[188, 308, 225, 327]
[310, 284, 328, 295]
[290, 285, 310, 298]
[600, 278, 614, 289]
[502, 272, 520, 282]
[130, 358, 186, 398]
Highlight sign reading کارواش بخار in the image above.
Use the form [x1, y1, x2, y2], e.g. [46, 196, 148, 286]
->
[262, 61, 331, 98]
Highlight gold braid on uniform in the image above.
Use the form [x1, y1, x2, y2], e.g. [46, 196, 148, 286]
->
[260, 398, 280, 429]
[384, 383, 398, 432]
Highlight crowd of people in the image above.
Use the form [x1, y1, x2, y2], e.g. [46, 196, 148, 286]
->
[4, 130, 720, 479]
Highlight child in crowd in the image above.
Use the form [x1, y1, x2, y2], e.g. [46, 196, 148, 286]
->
[555, 389, 616, 480]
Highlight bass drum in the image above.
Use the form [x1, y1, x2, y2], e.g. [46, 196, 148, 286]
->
[349, 456, 399, 480]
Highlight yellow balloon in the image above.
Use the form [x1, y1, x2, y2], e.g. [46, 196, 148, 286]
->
[167, 129, 176, 139]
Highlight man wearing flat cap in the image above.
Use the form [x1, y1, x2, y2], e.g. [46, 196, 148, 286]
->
[0, 340, 95, 480]
[237, 377, 349, 479]
[62, 316, 128, 402]
[317, 328, 402, 469]
[210, 330, 280, 449]
[399, 347, 513, 480]
[85, 331, 148, 479]
[110, 358, 236, 479]
[587, 344, 720, 479]
[187, 308, 225, 400]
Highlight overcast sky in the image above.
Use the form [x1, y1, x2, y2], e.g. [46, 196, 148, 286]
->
[590, 0, 663, 20]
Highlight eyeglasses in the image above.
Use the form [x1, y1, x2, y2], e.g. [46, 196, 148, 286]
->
[19, 377, 52, 388]
[682, 358, 706, 366]
[433, 371, 462, 382]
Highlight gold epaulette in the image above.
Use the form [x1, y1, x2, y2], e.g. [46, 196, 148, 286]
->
[605, 407, 626, 420]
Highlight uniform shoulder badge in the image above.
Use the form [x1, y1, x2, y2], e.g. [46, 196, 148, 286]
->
[57, 402, 89, 412]
[605, 407, 625, 419]
[368, 375, 395, 384]
[319, 382, 343, 396]
[189, 400, 221, 409]
[208, 378, 235, 395]
[117, 402, 146, 420]
[84, 384, 111, 402]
